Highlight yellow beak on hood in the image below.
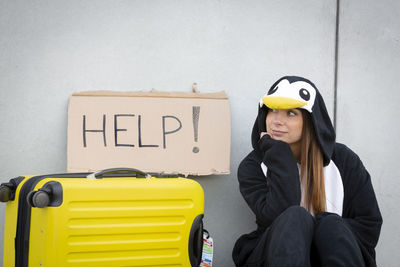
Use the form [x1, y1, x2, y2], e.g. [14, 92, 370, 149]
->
[262, 96, 307, 109]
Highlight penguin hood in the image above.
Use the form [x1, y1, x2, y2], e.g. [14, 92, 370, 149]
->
[251, 76, 336, 165]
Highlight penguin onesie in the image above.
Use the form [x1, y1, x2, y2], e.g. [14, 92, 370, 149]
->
[232, 76, 382, 267]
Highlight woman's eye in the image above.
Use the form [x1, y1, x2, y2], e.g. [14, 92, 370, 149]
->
[288, 110, 296, 116]
[271, 109, 278, 113]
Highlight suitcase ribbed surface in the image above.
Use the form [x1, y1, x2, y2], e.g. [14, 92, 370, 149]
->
[65, 199, 194, 264]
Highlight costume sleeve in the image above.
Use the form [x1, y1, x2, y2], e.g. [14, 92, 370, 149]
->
[238, 135, 301, 227]
[338, 145, 382, 266]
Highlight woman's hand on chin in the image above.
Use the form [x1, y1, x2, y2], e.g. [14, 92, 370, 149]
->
[260, 132, 272, 139]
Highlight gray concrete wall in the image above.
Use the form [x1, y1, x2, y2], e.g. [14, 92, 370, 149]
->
[0, 1, 397, 266]
[336, 1, 400, 266]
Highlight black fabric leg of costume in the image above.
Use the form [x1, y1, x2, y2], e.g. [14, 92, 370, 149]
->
[245, 206, 314, 267]
[312, 213, 365, 267]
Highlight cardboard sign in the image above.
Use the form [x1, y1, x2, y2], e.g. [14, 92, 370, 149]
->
[67, 90, 230, 176]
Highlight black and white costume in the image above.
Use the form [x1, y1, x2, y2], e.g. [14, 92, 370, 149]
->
[232, 76, 382, 267]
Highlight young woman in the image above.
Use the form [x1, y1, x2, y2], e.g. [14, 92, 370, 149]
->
[232, 76, 382, 267]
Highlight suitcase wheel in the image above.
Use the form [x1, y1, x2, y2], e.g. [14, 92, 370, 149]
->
[0, 176, 25, 202]
[27, 190, 50, 208]
[0, 185, 11, 202]
[26, 181, 63, 208]
[189, 214, 204, 267]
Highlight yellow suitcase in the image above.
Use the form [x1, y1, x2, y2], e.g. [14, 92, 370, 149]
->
[1, 168, 204, 267]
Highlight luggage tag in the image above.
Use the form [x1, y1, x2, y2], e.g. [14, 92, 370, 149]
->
[200, 230, 213, 267]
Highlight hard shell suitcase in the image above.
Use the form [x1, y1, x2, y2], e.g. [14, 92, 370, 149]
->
[1, 168, 204, 267]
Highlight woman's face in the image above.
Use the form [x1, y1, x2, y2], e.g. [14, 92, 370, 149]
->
[265, 108, 303, 145]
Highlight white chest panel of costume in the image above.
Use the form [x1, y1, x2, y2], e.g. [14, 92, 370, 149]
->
[260, 160, 344, 216]
[322, 161, 344, 216]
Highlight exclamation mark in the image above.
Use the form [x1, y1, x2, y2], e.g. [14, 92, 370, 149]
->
[192, 106, 200, 153]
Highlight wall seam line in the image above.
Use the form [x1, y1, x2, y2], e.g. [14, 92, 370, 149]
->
[333, 0, 340, 131]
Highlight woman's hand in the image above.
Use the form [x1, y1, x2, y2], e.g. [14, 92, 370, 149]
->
[260, 132, 272, 139]
[258, 132, 276, 153]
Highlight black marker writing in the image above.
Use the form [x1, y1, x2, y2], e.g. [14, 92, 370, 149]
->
[192, 106, 200, 153]
[138, 115, 159, 148]
[162, 115, 182, 149]
[83, 114, 106, 147]
[114, 114, 135, 147]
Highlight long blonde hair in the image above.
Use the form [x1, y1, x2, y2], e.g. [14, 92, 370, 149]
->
[300, 110, 326, 215]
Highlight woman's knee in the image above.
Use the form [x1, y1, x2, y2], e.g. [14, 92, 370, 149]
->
[282, 205, 311, 217]
[280, 206, 313, 222]
[268, 206, 315, 245]
[314, 212, 358, 247]
[273, 206, 315, 232]
[266, 206, 315, 267]
[313, 213, 365, 266]
[315, 212, 348, 234]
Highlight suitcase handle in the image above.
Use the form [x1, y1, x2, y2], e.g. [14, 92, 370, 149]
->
[87, 168, 151, 179]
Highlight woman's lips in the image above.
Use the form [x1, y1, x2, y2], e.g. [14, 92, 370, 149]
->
[271, 130, 287, 137]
